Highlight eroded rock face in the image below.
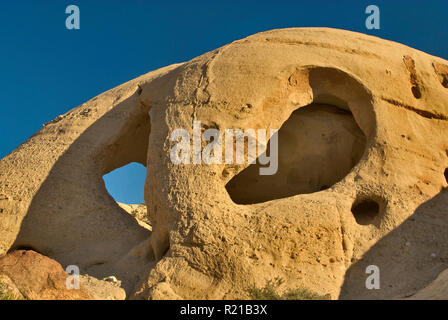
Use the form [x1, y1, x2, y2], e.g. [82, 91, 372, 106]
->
[80, 275, 126, 300]
[226, 103, 366, 204]
[0, 274, 25, 300]
[118, 202, 151, 230]
[1, 28, 448, 300]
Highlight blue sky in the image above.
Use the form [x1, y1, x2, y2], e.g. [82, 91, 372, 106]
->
[1, 0, 447, 203]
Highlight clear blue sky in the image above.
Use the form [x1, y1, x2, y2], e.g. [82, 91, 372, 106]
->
[1, 0, 447, 204]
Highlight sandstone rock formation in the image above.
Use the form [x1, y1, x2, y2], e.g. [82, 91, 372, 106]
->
[80, 274, 126, 300]
[0, 274, 25, 300]
[1, 28, 448, 299]
[0, 250, 126, 300]
[406, 268, 448, 300]
[118, 202, 151, 230]
[0, 250, 92, 300]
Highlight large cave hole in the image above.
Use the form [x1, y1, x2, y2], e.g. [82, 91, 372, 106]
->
[225, 103, 366, 204]
[103, 162, 150, 228]
[103, 162, 146, 204]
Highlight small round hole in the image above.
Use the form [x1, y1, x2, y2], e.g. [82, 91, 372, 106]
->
[442, 77, 448, 88]
[411, 86, 422, 99]
[351, 199, 380, 225]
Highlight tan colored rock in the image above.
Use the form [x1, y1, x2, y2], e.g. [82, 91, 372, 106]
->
[1, 28, 448, 300]
[0, 274, 24, 300]
[118, 202, 151, 230]
[147, 281, 182, 300]
[404, 268, 448, 300]
[0, 250, 91, 300]
[80, 275, 126, 300]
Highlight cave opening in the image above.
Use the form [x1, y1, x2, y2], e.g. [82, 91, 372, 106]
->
[351, 199, 380, 226]
[103, 162, 146, 205]
[226, 102, 366, 204]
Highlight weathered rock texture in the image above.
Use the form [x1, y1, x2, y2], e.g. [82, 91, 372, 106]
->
[1, 28, 448, 299]
[118, 202, 151, 230]
[0, 250, 92, 300]
[79, 274, 126, 300]
[0, 274, 25, 300]
[0, 250, 126, 300]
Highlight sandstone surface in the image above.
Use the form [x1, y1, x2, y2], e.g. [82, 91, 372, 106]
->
[0, 250, 91, 300]
[1, 28, 448, 299]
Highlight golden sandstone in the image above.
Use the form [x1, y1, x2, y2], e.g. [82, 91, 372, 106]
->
[1, 28, 448, 299]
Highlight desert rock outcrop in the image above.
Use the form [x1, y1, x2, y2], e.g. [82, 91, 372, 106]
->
[1, 28, 448, 299]
[0, 250, 92, 300]
[118, 202, 151, 230]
